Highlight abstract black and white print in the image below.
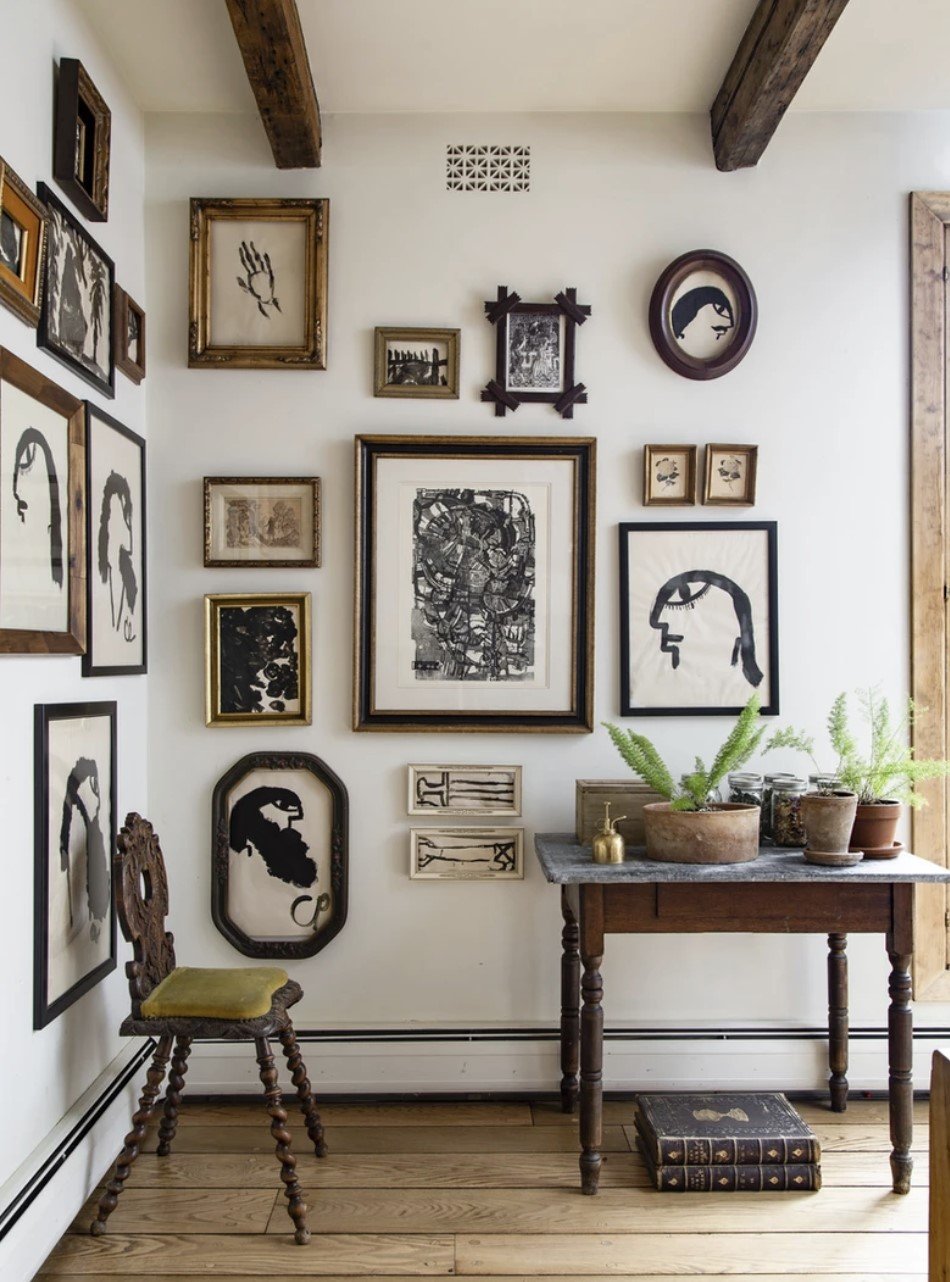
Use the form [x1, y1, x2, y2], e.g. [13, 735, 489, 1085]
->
[225, 496, 302, 550]
[411, 487, 535, 683]
[410, 827, 524, 880]
[506, 312, 562, 391]
[385, 343, 449, 387]
[43, 200, 111, 387]
[219, 604, 300, 715]
[408, 764, 521, 816]
[0, 209, 22, 274]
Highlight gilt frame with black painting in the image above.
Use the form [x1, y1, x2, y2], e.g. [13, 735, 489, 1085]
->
[619, 521, 778, 717]
[204, 476, 321, 568]
[205, 591, 311, 727]
[374, 326, 459, 399]
[37, 184, 115, 398]
[189, 197, 328, 370]
[703, 443, 758, 507]
[34, 701, 117, 1029]
[0, 156, 47, 327]
[481, 286, 591, 418]
[354, 434, 596, 733]
[114, 285, 146, 384]
[643, 444, 697, 507]
[53, 59, 111, 223]
[83, 405, 146, 677]
[649, 250, 757, 381]
[211, 751, 348, 960]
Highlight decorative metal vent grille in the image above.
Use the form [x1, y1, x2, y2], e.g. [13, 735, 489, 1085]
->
[446, 145, 530, 193]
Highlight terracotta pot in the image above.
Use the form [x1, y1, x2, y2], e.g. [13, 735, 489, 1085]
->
[849, 800, 903, 857]
[642, 802, 760, 865]
[800, 791, 858, 856]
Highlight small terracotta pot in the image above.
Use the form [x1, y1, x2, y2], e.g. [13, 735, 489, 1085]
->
[849, 800, 902, 857]
[642, 802, 760, 865]
[800, 790, 858, 856]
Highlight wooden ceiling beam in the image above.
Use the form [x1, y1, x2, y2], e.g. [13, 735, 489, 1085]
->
[711, 0, 850, 172]
[224, 0, 321, 169]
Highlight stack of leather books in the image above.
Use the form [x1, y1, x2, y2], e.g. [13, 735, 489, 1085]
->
[634, 1092, 821, 1192]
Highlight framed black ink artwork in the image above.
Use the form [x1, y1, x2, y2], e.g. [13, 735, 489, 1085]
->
[407, 764, 523, 817]
[83, 405, 146, 677]
[618, 521, 778, 717]
[114, 285, 146, 384]
[643, 444, 697, 507]
[211, 752, 348, 960]
[0, 156, 47, 328]
[205, 591, 311, 727]
[355, 434, 596, 732]
[409, 827, 524, 880]
[34, 701, 117, 1028]
[703, 443, 758, 507]
[374, 327, 460, 399]
[481, 286, 591, 418]
[649, 250, 757, 381]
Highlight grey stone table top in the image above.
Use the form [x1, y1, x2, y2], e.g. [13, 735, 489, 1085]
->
[535, 833, 950, 885]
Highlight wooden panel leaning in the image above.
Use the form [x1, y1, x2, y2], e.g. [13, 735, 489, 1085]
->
[931, 1049, 950, 1280]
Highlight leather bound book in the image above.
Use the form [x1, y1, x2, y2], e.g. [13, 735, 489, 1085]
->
[635, 1092, 820, 1167]
[637, 1136, 821, 1192]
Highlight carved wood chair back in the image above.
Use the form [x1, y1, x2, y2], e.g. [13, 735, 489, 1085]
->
[114, 811, 177, 1017]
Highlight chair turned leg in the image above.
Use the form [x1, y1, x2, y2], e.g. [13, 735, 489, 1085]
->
[279, 1026, 327, 1158]
[91, 1035, 173, 1235]
[157, 1036, 192, 1156]
[255, 1036, 311, 1245]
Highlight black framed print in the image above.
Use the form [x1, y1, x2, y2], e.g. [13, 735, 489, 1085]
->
[34, 701, 117, 1029]
[481, 286, 591, 418]
[649, 250, 757, 381]
[619, 521, 778, 717]
[83, 405, 146, 676]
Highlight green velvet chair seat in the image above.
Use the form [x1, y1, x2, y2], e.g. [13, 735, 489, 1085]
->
[140, 965, 289, 1020]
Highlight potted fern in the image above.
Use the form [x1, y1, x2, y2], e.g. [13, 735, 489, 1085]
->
[603, 694, 765, 864]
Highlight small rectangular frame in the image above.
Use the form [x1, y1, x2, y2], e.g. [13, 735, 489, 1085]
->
[204, 476, 322, 568]
[0, 156, 47, 327]
[407, 764, 523, 817]
[114, 285, 146, 384]
[205, 590, 312, 727]
[703, 443, 758, 506]
[409, 827, 524, 880]
[643, 444, 697, 507]
[374, 327, 460, 399]
[53, 58, 111, 222]
[481, 285, 590, 418]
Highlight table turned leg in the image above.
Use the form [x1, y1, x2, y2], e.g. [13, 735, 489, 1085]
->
[887, 948, 914, 1194]
[560, 888, 580, 1114]
[827, 933, 849, 1112]
[580, 949, 604, 1194]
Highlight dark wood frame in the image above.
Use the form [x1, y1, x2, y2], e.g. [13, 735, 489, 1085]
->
[0, 347, 86, 655]
[642, 444, 697, 507]
[36, 183, 115, 399]
[53, 58, 111, 222]
[354, 434, 596, 733]
[703, 443, 758, 506]
[618, 520, 779, 716]
[204, 475, 322, 567]
[82, 404, 147, 677]
[205, 591, 312, 727]
[481, 286, 591, 418]
[114, 285, 146, 384]
[0, 156, 48, 327]
[649, 250, 757, 381]
[33, 700, 117, 1029]
[211, 752, 348, 959]
[373, 326, 460, 399]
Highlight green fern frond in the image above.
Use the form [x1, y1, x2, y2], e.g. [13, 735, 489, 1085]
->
[602, 723, 676, 800]
[706, 694, 763, 793]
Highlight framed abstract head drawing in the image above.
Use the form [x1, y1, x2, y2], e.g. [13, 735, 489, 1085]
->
[204, 476, 321, 568]
[211, 752, 348, 960]
[0, 156, 47, 327]
[205, 591, 311, 727]
[189, 197, 329, 370]
[481, 286, 591, 418]
[354, 434, 596, 732]
[619, 521, 778, 716]
[649, 250, 757, 380]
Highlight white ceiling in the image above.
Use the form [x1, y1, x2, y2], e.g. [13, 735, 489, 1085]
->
[72, 0, 950, 116]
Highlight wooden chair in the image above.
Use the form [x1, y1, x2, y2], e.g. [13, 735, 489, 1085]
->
[91, 812, 325, 1245]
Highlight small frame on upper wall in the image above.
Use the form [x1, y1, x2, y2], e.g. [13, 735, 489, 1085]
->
[204, 476, 321, 567]
[481, 286, 591, 418]
[0, 157, 47, 328]
[374, 326, 460, 399]
[205, 591, 312, 728]
[53, 58, 111, 223]
[643, 444, 697, 506]
[703, 444, 758, 506]
[649, 250, 757, 380]
[114, 285, 146, 384]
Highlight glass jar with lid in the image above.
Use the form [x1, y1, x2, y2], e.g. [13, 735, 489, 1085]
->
[761, 772, 798, 842]
[771, 777, 808, 847]
[727, 772, 763, 808]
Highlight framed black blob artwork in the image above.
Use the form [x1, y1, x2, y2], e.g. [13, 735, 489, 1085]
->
[205, 591, 311, 727]
[649, 250, 757, 380]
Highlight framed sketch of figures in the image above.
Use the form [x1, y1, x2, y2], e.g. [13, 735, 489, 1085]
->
[409, 827, 524, 880]
[0, 348, 86, 654]
[482, 286, 591, 418]
[408, 764, 522, 817]
[354, 435, 596, 733]
[212, 752, 348, 960]
[34, 701, 116, 1028]
[205, 592, 311, 727]
[204, 476, 321, 568]
[83, 405, 146, 676]
[189, 197, 328, 370]
[649, 250, 757, 381]
[36, 184, 115, 398]
[619, 521, 778, 717]
[0, 156, 47, 327]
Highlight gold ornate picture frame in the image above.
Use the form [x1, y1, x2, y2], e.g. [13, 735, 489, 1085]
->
[205, 591, 312, 727]
[53, 59, 111, 223]
[0, 158, 47, 327]
[204, 476, 321, 568]
[374, 327, 460, 398]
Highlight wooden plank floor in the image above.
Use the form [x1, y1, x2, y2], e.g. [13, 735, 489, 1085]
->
[39, 1096, 929, 1279]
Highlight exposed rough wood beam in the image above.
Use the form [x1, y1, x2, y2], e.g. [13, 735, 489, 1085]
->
[711, 0, 850, 172]
[224, 0, 321, 169]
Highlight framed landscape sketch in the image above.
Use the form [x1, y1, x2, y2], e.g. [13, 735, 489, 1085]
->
[211, 752, 348, 959]
[408, 764, 522, 816]
[481, 286, 591, 418]
[649, 249, 757, 381]
[34, 701, 116, 1028]
[37, 183, 115, 398]
[409, 827, 524, 880]
[83, 405, 146, 676]
[205, 591, 311, 727]
[189, 197, 328, 370]
[643, 444, 697, 506]
[703, 444, 758, 506]
[52, 58, 111, 222]
[204, 476, 321, 567]
[0, 348, 86, 654]
[619, 521, 778, 716]
[354, 435, 596, 733]
[374, 327, 459, 398]
[0, 156, 47, 327]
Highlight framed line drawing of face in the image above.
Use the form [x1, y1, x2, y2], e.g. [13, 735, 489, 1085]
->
[205, 592, 311, 727]
[374, 327, 460, 399]
[34, 701, 117, 1029]
[704, 444, 758, 507]
[619, 521, 778, 716]
[83, 405, 146, 677]
[649, 250, 757, 380]
[0, 156, 47, 327]
[643, 444, 697, 506]
[407, 764, 522, 817]
[211, 752, 348, 960]
[204, 476, 321, 568]
[482, 286, 591, 418]
[409, 827, 524, 881]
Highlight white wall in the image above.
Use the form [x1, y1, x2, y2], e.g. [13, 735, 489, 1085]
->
[0, 4, 147, 1278]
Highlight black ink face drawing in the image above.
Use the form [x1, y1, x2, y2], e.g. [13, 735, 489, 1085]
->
[13, 428, 63, 589]
[229, 786, 317, 889]
[649, 570, 763, 688]
[98, 470, 137, 641]
[412, 488, 535, 683]
[59, 756, 110, 943]
[237, 240, 281, 318]
[671, 286, 735, 348]
[386, 346, 448, 386]
[654, 456, 681, 490]
[220, 605, 299, 714]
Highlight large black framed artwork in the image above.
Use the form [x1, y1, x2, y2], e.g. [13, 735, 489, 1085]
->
[619, 521, 778, 717]
[83, 404, 146, 676]
[481, 286, 591, 418]
[34, 701, 117, 1029]
[355, 435, 596, 732]
[212, 752, 348, 960]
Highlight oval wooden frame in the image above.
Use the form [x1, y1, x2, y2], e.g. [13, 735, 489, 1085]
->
[648, 250, 757, 381]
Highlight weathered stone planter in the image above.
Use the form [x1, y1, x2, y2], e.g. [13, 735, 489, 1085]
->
[642, 802, 760, 865]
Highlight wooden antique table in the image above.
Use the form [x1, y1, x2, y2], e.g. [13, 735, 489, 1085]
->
[534, 833, 950, 1196]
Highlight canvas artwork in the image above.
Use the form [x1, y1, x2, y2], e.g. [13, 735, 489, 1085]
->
[205, 592, 311, 726]
[204, 477, 321, 567]
[408, 764, 522, 816]
[409, 827, 524, 880]
[506, 311, 564, 392]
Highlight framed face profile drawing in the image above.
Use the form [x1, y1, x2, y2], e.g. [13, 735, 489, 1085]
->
[204, 476, 321, 568]
[407, 764, 522, 817]
[205, 592, 311, 727]
[409, 827, 524, 881]
[354, 434, 596, 733]
[704, 444, 758, 507]
[643, 444, 697, 506]
[649, 250, 757, 380]
[374, 327, 459, 399]
[189, 197, 328, 370]
[481, 286, 591, 418]
[0, 156, 47, 327]
[619, 521, 778, 716]
[34, 701, 117, 1028]
[212, 752, 348, 960]
[0, 348, 86, 655]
